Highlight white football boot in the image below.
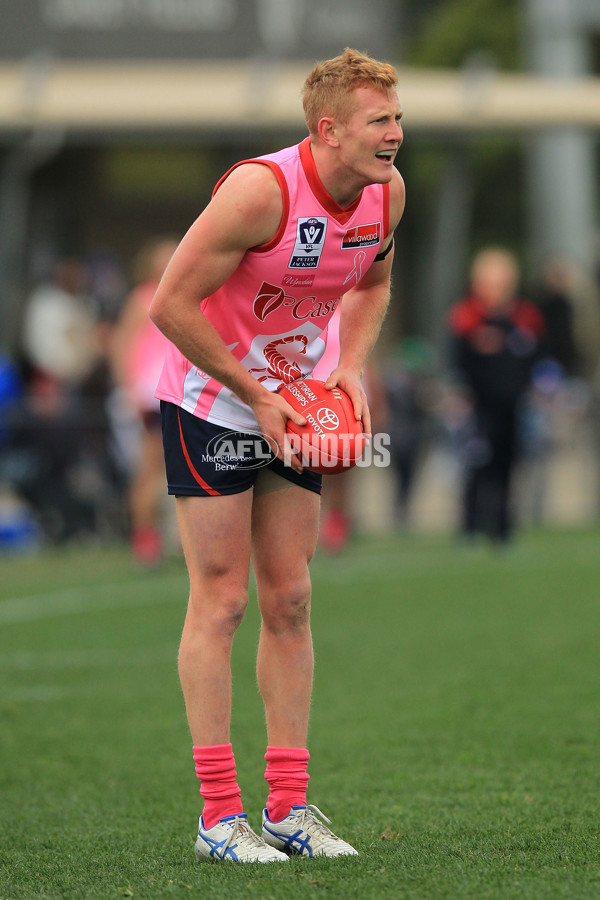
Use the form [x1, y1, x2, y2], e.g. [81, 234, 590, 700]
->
[195, 814, 289, 863]
[262, 804, 359, 858]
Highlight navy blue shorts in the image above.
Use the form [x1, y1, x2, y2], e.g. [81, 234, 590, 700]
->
[160, 401, 322, 497]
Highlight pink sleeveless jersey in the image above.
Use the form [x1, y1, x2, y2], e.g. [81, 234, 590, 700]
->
[125, 280, 171, 413]
[155, 137, 389, 432]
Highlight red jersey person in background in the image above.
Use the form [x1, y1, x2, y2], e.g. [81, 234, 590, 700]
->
[447, 248, 545, 544]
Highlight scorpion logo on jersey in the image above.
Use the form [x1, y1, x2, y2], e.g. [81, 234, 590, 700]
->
[248, 334, 309, 389]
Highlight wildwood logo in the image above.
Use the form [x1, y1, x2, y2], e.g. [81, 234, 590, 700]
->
[341, 222, 381, 249]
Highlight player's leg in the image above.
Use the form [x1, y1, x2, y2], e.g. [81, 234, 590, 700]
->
[176, 491, 253, 747]
[162, 399, 286, 859]
[177, 490, 288, 863]
[252, 469, 357, 857]
[159, 401, 253, 747]
[251, 469, 319, 750]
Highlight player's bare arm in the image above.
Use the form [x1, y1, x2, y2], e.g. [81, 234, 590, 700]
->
[326, 168, 406, 435]
[149, 164, 306, 468]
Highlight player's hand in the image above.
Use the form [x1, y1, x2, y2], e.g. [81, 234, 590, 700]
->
[325, 367, 371, 437]
[250, 390, 307, 474]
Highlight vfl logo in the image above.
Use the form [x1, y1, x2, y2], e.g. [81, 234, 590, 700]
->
[289, 216, 328, 269]
[342, 222, 381, 250]
[316, 407, 340, 431]
[300, 218, 325, 245]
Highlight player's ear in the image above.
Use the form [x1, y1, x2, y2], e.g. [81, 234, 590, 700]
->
[317, 117, 339, 148]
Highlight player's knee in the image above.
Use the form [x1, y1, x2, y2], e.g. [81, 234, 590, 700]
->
[260, 578, 311, 634]
[189, 583, 248, 636]
[214, 595, 248, 635]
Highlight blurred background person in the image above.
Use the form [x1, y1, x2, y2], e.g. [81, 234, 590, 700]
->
[110, 237, 178, 567]
[21, 257, 99, 387]
[14, 256, 103, 543]
[380, 336, 438, 529]
[446, 247, 545, 545]
[313, 304, 388, 554]
[312, 305, 350, 554]
[517, 257, 587, 523]
[531, 257, 581, 378]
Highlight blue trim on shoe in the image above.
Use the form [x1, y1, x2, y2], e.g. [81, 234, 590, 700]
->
[198, 813, 249, 861]
[263, 805, 306, 823]
[197, 832, 239, 861]
[262, 808, 313, 857]
[200, 813, 247, 829]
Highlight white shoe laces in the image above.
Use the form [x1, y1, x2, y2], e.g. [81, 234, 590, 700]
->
[223, 817, 269, 855]
[295, 805, 343, 841]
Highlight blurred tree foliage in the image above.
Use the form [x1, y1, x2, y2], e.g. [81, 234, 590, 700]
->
[403, 0, 522, 71]
[396, 0, 530, 325]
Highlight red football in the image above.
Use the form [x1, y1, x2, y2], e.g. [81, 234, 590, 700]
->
[278, 378, 365, 474]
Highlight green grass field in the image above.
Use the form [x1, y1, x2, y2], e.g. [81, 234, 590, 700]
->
[1, 527, 600, 899]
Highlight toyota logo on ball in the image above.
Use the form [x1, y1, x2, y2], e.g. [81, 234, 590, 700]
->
[316, 407, 340, 430]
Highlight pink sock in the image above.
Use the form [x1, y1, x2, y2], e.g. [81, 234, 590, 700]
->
[264, 746, 310, 822]
[193, 743, 243, 829]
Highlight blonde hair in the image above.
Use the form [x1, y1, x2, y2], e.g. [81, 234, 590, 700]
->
[302, 47, 398, 136]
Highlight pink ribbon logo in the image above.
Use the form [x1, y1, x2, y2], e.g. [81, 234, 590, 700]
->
[343, 250, 367, 286]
